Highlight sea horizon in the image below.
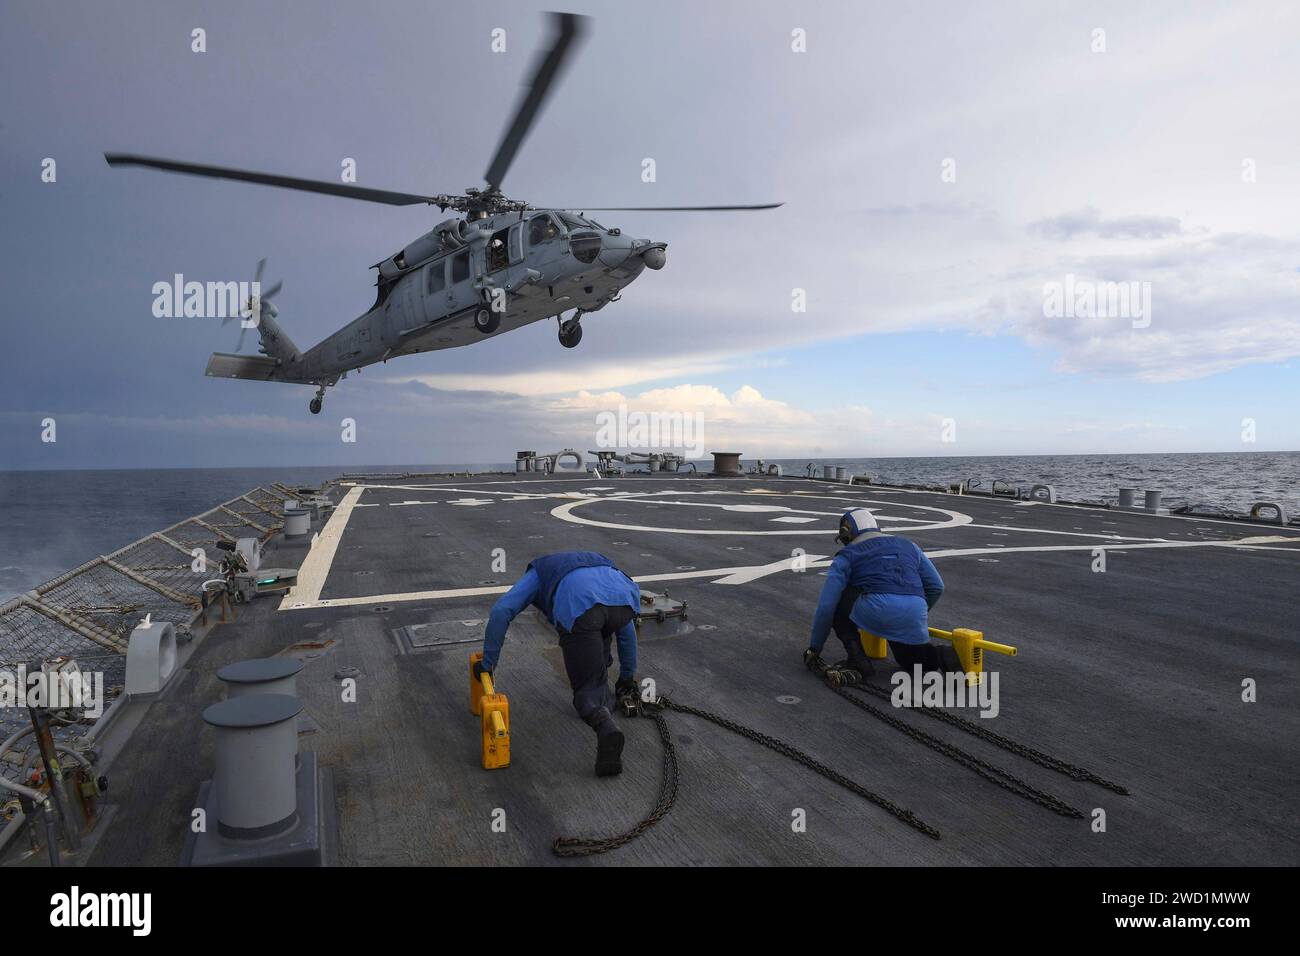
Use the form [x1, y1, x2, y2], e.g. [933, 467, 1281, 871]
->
[3, 449, 1297, 603]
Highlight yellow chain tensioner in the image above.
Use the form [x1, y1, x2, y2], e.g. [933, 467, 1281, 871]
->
[859, 627, 1018, 685]
[469, 651, 510, 769]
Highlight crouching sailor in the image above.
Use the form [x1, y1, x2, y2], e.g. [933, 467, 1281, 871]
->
[804, 508, 959, 678]
[481, 550, 640, 777]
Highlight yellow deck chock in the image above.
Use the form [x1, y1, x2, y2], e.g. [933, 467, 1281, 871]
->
[928, 627, 1017, 685]
[469, 652, 510, 770]
[861, 627, 1018, 685]
[857, 630, 890, 660]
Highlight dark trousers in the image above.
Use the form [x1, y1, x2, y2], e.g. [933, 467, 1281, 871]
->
[558, 603, 635, 728]
[831, 586, 945, 673]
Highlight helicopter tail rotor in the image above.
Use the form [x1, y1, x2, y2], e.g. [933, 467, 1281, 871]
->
[223, 258, 283, 352]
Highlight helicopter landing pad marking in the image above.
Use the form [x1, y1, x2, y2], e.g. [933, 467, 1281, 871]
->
[280, 484, 364, 608]
[549, 492, 971, 535]
[279, 481, 1300, 612]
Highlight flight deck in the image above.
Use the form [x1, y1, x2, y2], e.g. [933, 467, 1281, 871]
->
[18, 469, 1291, 867]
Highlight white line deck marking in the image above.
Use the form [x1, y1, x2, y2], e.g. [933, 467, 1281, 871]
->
[278, 555, 837, 610]
[924, 535, 1297, 560]
[710, 554, 831, 585]
[279, 480, 1300, 612]
[966, 523, 1166, 542]
[279, 530, 1297, 612]
[279, 485, 364, 609]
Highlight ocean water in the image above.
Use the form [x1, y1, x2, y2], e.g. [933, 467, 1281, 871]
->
[0, 463, 508, 602]
[767, 452, 1300, 511]
[1, 452, 1295, 602]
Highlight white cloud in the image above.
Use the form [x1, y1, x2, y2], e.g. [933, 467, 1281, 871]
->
[381, 354, 740, 397]
[542, 383, 878, 456]
[1007, 231, 1300, 381]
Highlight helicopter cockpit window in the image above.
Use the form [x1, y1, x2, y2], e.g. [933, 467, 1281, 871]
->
[561, 213, 602, 264]
[487, 228, 511, 272]
[528, 214, 559, 246]
[451, 249, 470, 284]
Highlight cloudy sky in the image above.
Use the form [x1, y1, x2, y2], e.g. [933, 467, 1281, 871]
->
[2, 0, 1298, 469]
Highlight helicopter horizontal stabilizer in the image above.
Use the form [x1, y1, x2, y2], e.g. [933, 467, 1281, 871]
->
[205, 352, 283, 381]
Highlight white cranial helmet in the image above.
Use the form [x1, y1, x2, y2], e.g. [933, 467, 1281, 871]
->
[837, 508, 878, 544]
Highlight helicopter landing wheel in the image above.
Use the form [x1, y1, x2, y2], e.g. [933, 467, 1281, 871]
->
[559, 317, 583, 349]
[474, 307, 500, 334]
[309, 397, 323, 415]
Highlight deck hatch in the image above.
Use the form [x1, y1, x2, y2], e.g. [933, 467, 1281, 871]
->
[393, 617, 488, 654]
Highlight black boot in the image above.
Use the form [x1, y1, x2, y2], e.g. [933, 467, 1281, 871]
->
[594, 718, 625, 777]
[836, 655, 875, 680]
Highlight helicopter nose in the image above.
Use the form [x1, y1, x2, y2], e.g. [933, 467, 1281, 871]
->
[639, 243, 667, 270]
[596, 232, 634, 268]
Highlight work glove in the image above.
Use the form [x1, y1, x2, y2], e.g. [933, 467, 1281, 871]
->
[831, 664, 865, 685]
[473, 660, 493, 681]
[615, 676, 641, 716]
[803, 648, 828, 674]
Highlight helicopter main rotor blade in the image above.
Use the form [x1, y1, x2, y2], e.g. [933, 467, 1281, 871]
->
[552, 202, 785, 211]
[105, 153, 436, 206]
[483, 12, 587, 194]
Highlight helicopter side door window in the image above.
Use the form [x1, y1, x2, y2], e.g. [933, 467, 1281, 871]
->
[528, 214, 559, 247]
[451, 249, 470, 284]
[427, 258, 446, 295]
[487, 228, 510, 272]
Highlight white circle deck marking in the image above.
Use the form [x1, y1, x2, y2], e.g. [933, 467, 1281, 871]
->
[550, 491, 971, 535]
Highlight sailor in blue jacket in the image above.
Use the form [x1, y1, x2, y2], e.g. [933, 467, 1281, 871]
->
[481, 550, 640, 776]
[805, 508, 957, 676]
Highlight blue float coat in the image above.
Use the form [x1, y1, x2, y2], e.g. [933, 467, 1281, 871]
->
[809, 534, 944, 648]
[484, 564, 640, 676]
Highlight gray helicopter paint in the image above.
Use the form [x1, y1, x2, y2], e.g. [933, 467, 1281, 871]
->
[235, 213, 662, 384]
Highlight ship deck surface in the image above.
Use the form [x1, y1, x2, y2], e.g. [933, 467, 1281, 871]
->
[85, 472, 1300, 866]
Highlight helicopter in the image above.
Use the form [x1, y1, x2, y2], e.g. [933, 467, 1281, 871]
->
[104, 13, 780, 414]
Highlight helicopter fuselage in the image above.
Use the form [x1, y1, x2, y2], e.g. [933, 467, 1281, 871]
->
[260, 209, 665, 390]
